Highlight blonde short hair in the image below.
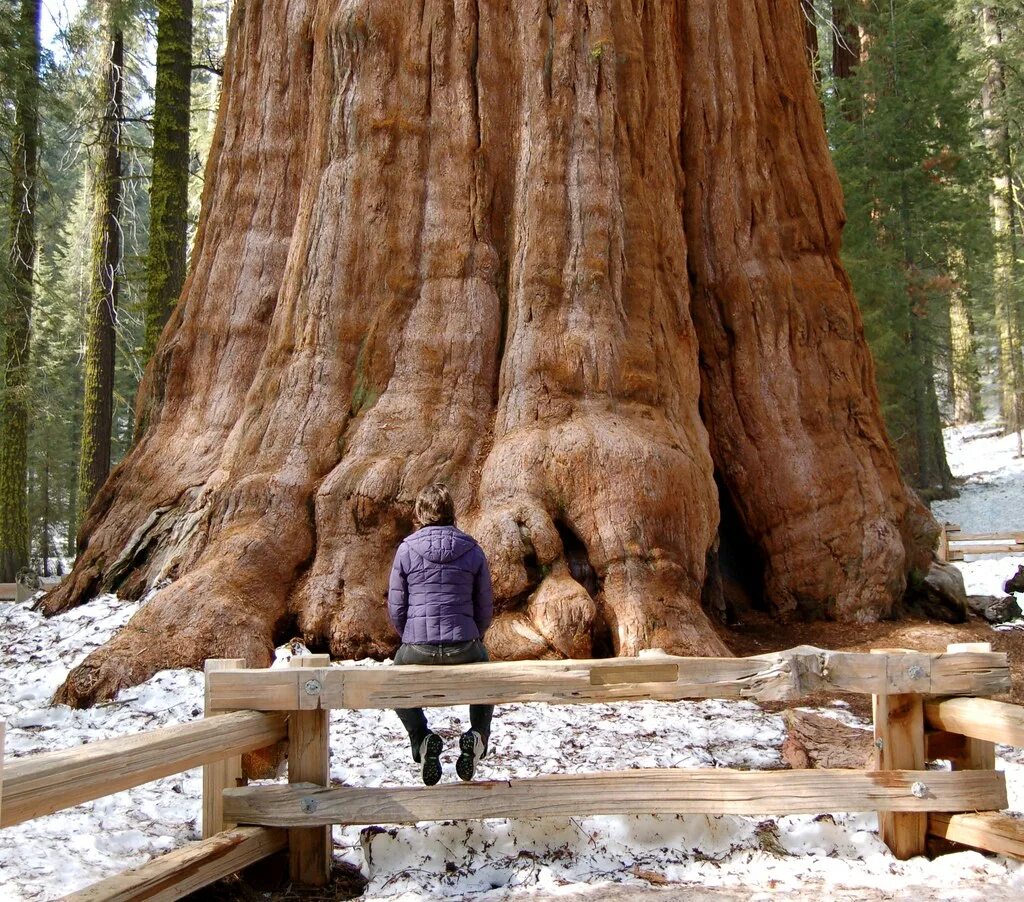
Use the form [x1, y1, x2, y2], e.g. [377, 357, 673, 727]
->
[414, 483, 455, 527]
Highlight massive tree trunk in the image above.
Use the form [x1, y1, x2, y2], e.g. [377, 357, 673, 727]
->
[0, 0, 41, 582]
[42, 0, 935, 708]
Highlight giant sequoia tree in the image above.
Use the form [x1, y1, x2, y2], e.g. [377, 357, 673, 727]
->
[41, 0, 936, 707]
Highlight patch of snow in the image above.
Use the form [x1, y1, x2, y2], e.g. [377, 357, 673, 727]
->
[932, 416, 1024, 631]
[2, 415, 1023, 899]
[933, 419, 1024, 537]
[2, 596, 1022, 900]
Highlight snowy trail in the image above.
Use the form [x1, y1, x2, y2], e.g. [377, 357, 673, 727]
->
[1, 417, 1024, 900]
[933, 419, 1024, 621]
[932, 420, 1024, 536]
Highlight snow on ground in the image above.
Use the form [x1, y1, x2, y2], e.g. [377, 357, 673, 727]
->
[933, 419, 1024, 536]
[1, 414, 1023, 900]
[933, 416, 1024, 625]
[2, 602, 1022, 900]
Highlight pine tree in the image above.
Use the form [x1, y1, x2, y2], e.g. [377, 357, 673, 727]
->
[143, 0, 192, 367]
[0, 0, 41, 580]
[77, 1, 123, 518]
[980, 5, 1024, 450]
[947, 252, 985, 424]
[822, 0, 987, 494]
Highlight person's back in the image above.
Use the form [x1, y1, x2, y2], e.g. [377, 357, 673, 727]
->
[389, 525, 490, 645]
[388, 484, 494, 785]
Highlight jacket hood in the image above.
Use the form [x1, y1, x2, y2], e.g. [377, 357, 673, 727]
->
[405, 525, 479, 564]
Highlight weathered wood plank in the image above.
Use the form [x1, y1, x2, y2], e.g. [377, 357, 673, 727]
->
[926, 730, 968, 762]
[1, 710, 284, 829]
[950, 531, 1024, 542]
[223, 769, 1007, 826]
[874, 692, 926, 858]
[928, 812, 1024, 861]
[873, 649, 927, 860]
[203, 659, 247, 839]
[63, 826, 287, 901]
[206, 669, 301, 711]
[950, 532, 1024, 542]
[288, 655, 331, 887]
[949, 542, 1024, 557]
[927, 653, 1009, 696]
[205, 647, 1010, 712]
[934, 644, 997, 771]
[924, 697, 1024, 749]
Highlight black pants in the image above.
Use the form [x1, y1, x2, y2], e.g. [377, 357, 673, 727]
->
[394, 639, 494, 757]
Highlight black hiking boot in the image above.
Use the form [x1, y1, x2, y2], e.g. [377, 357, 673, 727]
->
[456, 729, 487, 782]
[418, 733, 443, 786]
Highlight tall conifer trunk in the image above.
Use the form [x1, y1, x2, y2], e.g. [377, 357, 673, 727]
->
[40, 452, 50, 575]
[832, 1, 861, 80]
[42, 0, 936, 707]
[0, 0, 41, 582]
[981, 7, 1024, 451]
[143, 0, 193, 367]
[77, 8, 123, 518]
[800, 0, 819, 82]
[947, 255, 983, 426]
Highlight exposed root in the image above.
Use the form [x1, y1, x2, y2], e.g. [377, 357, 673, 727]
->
[54, 570, 283, 707]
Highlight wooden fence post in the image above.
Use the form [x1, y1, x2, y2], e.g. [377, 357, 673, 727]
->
[872, 649, 926, 860]
[925, 642, 998, 858]
[288, 654, 332, 886]
[203, 658, 246, 838]
[944, 643, 996, 770]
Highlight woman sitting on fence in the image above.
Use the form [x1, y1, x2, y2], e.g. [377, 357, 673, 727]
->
[388, 483, 494, 786]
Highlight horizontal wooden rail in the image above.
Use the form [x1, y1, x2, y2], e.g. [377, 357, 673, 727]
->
[950, 531, 1024, 542]
[939, 525, 1024, 560]
[223, 768, 1007, 826]
[928, 812, 1024, 861]
[64, 826, 286, 901]
[946, 536, 1019, 544]
[947, 543, 1024, 560]
[1, 710, 286, 828]
[924, 698, 1024, 749]
[206, 647, 1010, 711]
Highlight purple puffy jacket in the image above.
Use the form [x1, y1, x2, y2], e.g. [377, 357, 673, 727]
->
[387, 525, 494, 645]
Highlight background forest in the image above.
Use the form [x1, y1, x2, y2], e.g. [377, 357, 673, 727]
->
[0, 0, 1021, 582]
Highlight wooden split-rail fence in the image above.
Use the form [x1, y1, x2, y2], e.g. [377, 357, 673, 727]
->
[1, 643, 1023, 899]
[939, 524, 1024, 562]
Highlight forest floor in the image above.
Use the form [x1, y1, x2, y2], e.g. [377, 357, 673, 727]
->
[1, 416, 1023, 901]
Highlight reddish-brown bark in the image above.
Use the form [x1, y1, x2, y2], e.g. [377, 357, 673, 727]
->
[681, 0, 934, 622]
[43, 0, 935, 707]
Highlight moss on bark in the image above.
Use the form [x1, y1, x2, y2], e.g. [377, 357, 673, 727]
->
[143, 0, 193, 368]
[0, 0, 41, 581]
